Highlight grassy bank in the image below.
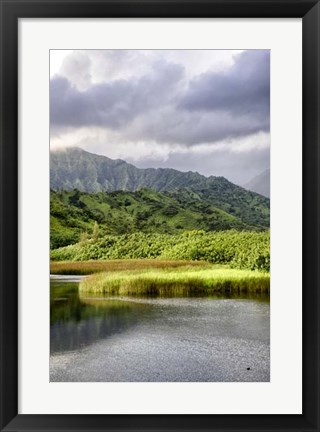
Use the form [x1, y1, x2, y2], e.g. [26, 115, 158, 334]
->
[50, 259, 208, 275]
[79, 267, 270, 296]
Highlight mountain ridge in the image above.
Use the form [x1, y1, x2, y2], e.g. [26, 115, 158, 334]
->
[50, 147, 213, 193]
[50, 147, 270, 238]
[51, 147, 257, 193]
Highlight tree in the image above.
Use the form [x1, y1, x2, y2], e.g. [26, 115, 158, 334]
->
[79, 231, 89, 246]
[92, 221, 100, 242]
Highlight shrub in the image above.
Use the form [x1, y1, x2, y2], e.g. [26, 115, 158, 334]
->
[51, 230, 270, 272]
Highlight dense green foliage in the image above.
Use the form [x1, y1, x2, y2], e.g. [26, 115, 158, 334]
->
[79, 267, 270, 296]
[51, 230, 270, 272]
[50, 187, 269, 249]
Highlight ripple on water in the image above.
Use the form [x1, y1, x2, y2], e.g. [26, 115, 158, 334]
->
[50, 294, 270, 382]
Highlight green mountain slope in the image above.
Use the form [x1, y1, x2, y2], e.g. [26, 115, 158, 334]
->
[50, 188, 267, 249]
[50, 147, 269, 231]
[50, 147, 207, 193]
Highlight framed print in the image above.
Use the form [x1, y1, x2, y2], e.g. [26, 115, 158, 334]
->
[0, 0, 319, 431]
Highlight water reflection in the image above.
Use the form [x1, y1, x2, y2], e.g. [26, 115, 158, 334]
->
[51, 281, 269, 354]
[51, 282, 151, 353]
[50, 281, 270, 382]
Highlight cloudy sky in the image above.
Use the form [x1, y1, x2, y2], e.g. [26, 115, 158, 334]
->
[50, 49, 270, 185]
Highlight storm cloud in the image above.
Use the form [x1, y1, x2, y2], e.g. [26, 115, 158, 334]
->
[180, 51, 269, 118]
[50, 49, 270, 184]
[51, 60, 184, 130]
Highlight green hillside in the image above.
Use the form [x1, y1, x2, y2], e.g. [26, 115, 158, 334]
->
[50, 188, 269, 249]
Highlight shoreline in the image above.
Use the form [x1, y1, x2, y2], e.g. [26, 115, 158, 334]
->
[50, 274, 86, 283]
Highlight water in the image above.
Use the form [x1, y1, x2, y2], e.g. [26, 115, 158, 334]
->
[50, 278, 270, 382]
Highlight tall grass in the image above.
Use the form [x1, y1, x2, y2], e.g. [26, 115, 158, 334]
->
[50, 259, 209, 275]
[79, 267, 270, 296]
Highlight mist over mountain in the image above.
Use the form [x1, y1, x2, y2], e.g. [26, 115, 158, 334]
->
[51, 147, 213, 193]
[244, 169, 270, 198]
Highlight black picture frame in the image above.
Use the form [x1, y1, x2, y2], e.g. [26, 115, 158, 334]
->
[1, 1, 319, 431]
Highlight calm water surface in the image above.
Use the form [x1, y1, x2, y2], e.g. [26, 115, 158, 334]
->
[50, 277, 270, 382]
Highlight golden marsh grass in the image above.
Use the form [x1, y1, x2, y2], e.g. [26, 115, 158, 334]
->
[50, 259, 210, 275]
